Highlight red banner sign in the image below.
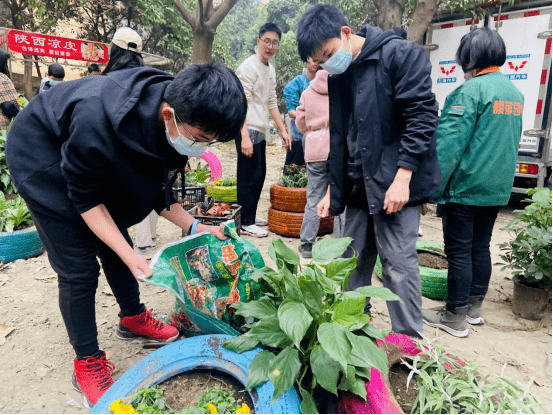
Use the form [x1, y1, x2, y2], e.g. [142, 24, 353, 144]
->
[7, 29, 109, 64]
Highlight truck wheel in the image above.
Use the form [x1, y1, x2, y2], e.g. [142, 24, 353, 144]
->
[89, 335, 301, 414]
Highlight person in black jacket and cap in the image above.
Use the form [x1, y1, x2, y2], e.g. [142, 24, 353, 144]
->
[6, 62, 247, 408]
[297, 5, 441, 338]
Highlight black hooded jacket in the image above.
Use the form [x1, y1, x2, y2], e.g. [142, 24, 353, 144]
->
[327, 25, 441, 216]
[6, 66, 187, 229]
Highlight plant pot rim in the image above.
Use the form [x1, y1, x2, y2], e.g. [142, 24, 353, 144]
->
[513, 275, 552, 291]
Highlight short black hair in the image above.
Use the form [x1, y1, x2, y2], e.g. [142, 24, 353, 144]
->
[456, 27, 506, 73]
[103, 44, 143, 74]
[259, 22, 282, 40]
[163, 62, 247, 142]
[297, 5, 348, 62]
[88, 63, 101, 73]
[0, 49, 10, 77]
[48, 63, 65, 79]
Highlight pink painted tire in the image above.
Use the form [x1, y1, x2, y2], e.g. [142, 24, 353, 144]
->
[189, 150, 222, 183]
[334, 333, 466, 414]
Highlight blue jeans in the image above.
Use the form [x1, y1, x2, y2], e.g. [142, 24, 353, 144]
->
[300, 161, 328, 245]
[443, 203, 500, 310]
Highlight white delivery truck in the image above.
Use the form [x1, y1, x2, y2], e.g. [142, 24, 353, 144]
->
[424, 0, 552, 192]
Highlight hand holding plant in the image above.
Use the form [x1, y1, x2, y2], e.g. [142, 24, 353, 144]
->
[223, 238, 402, 414]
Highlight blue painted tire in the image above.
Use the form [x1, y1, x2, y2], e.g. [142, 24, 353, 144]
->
[0, 227, 44, 263]
[90, 334, 301, 414]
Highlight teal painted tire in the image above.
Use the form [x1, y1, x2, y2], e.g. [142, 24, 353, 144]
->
[375, 241, 448, 300]
[90, 334, 301, 414]
[0, 227, 44, 263]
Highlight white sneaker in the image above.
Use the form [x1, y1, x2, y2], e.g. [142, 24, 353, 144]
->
[418, 226, 423, 237]
[255, 217, 268, 226]
[241, 224, 268, 238]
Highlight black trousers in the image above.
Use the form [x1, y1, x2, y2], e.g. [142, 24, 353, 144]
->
[442, 203, 500, 310]
[235, 138, 266, 226]
[283, 140, 305, 169]
[26, 199, 144, 359]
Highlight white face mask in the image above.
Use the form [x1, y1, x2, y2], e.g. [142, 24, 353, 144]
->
[163, 109, 208, 157]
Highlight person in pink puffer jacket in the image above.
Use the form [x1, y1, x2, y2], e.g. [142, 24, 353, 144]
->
[296, 69, 342, 258]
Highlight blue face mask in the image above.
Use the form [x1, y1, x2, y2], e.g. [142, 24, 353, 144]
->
[164, 111, 208, 157]
[321, 36, 352, 75]
[49, 80, 62, 86]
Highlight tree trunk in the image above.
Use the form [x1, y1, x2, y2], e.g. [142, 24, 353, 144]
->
[373, 0, 408, 30]
[407, 0, 439, 44]
[23, 55, 34, 100]
[191, 29, 215, 63]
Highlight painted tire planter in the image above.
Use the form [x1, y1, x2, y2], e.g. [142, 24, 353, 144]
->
[206, 185, 237, 202]
[270, 183, 307, 213]
[375, 241, 448, 300]
[189, 150, 223, 183]
[0, 227, 44, 263]
[268, 207, 334, 238]
[90, 334, 301, 414]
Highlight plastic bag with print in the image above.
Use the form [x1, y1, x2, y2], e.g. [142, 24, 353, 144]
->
[143, 221, 264, 335]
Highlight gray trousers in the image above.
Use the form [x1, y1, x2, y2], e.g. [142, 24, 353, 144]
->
[135, 210, 159, 248]
[343, 205, 422, 337]
[300, 161, 328, 246]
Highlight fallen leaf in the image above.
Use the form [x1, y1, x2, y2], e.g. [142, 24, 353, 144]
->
[533, 378, 545, 387]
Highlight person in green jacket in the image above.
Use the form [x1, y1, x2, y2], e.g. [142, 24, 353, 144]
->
[423, 27, 523, 338]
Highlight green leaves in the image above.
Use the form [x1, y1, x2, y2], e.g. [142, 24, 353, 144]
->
[310, 345, 341, 395]
[268, 347, 301, 403]
[312, 237, 354, 263]
[354, 286, 404, 304]
[248, 316, 292, 349]
[277, 300, 313, 349]
[331, 296, 370, 327]
[223, 334, 258, 354]
[317, 323, 352, 372]
[232, 298, 277, 320]
[346, 332, 389, 376]
[246, 350, 275, 389]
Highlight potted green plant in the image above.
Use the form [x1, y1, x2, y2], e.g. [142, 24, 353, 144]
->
[0, 193, 44, 262]
[498, 187, 552, 320]
[224, 237, 402, 413]
[207, 177, 237, 202]
[268, 165, 333, 237]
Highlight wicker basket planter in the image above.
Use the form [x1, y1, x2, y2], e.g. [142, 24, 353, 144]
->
[206, 185, 237, 203]
[267, 207, 334, 238]
[269, 183, 307, 213]
[375, 241, 448, 300]
[0, 227, 44, 263]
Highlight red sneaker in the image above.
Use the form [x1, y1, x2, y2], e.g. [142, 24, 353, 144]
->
[72, 352, 115, 409]
[116, 308, 179, 343]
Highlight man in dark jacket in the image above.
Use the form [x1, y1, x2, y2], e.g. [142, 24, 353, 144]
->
[6, 63, 247, 408]
[297, 5, 441, 337]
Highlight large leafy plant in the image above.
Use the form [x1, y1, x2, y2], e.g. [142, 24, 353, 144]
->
[0, 129, 16, 195]
[185, 161, 211, 185]
[224, 238, 401, 413]
[0, 192, 33, 233]
[497, 187, 552, 289]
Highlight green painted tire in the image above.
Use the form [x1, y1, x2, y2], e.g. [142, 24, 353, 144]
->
[206, 185, 237, 202]
[0, 227, 45, 263]
[374, 241, 448, 300]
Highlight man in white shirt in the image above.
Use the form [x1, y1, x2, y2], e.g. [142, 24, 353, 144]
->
[235, 23, 291, 237]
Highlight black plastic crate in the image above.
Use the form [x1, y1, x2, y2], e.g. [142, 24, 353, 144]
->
[182, 204, 241, 237]
[173, 185, 206, 209]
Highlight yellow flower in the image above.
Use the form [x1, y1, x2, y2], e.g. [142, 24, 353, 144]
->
[236, 403, 251, 414]
[109, 398, 138, 414]
[207, 403, 218, 414]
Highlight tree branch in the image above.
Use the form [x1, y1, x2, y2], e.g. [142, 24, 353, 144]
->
[174, 0, 197, 30]
[407, 0, 439, 44]
[205, 0, 238, 29]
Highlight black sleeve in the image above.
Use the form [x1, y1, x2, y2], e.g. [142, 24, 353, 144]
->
[389, 42, 439, 172]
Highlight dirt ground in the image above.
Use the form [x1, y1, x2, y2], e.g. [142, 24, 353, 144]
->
[0, 145, 551, 414]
